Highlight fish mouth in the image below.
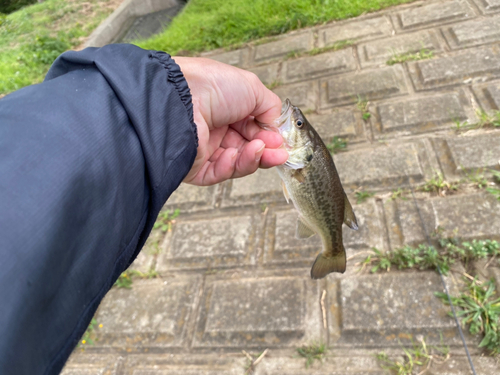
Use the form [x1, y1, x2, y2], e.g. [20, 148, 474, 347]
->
[274, 98, 294, 128]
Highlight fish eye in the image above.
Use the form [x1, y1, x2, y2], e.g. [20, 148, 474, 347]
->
[296, 120, 303, 128]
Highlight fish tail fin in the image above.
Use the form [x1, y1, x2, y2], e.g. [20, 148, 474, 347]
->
[310, 247, 346, 279]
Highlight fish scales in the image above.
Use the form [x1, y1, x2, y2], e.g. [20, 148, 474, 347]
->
[272, 99, 358, 279]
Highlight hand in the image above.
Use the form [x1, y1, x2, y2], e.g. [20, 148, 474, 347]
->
[174, 57, 288, 186]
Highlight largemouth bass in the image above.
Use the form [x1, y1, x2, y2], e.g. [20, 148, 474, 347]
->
[274, 99, 358, 279]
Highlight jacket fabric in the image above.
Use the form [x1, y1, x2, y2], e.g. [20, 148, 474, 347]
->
[0, 44, 198, 375]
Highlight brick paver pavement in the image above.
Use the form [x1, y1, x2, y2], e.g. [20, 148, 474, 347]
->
[63, 0, 500, 373]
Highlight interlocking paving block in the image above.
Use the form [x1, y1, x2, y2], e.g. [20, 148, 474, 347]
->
[307, 109, 361, 142]
[392, 0, 476, 31]
[318, 17, 393, 48]
[358, 30, 442, 67]
[254, 355, 385, 374]
[273, 80, 318, 112]
[165, 183, 215, 212]
[193, 274, 321, 348]
[320, 65, 408, 107]
[472, 0, 500, 14]
[222, 168, 284, 207]
[122, 354, 245, 375]
[390, 193, 500, 246]
[281, 49, 356, 83]
[264, 203, 385, 267]
[334, 143, 425, 190]
[375, 91, 469, 135]
[247, 63, 280, 85]
[443, 132, 500, 171]
[408, 45, 500, 91]
[61, 354, 120, 375]
[472, 81, 500, 110]
[253, 32, 314, 64]
[94, 277, 200, 348]
[205, 48, 250, 67]
[426, 356, 500, 374]
[129, 228, 164, 273]
[157, 214, 257, 271]
[443, 15, 500, 49]
[338, 272, 466, 346]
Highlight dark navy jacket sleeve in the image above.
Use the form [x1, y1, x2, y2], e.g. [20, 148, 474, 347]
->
[0, 44, 198, 375]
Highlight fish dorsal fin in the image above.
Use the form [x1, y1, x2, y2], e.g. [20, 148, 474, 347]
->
[344, 193, 359, 230]
[296, 217, 316, 239]
[282, 181, 290, 204]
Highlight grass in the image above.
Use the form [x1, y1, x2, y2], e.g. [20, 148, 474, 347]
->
[356, 96, 371, 121]
[386, 48, 434, 65]
[296, 343, 326, 368]
[364, 237, 500, 275]
[454, 109, 500, 131]
[390, 188, 408, 200]
[0, 0, 119, 95]
[419, 173, 458, 196]
[326, 136, 347, 154]
[79, 318, 102, 348]
[153, 208, 180, 232]
[135, 0, 418, 56]
[436, 278, 500, 355]
[376, 337, 449, 374]
[487, 170, 500, 201]
[355, 191, 374, 204]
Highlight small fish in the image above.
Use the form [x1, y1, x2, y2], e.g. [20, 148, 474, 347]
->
[273, 99, 358, 279]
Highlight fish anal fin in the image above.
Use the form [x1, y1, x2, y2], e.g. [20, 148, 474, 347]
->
[310, 247, 346, 279]
[344, 193, 359, 230]
[296, 217, 316, 239]
[282, 181, 290, 204]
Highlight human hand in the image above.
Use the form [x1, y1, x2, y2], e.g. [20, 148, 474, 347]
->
[174, 57, 288, 186]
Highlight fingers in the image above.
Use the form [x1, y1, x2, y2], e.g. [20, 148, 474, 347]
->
[246, 72, 283, 126]
[228, 116, 283, 148]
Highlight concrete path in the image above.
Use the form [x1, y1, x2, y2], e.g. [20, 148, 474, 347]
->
[63, 0, 500, 373]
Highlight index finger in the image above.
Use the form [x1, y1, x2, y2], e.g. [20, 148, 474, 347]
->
[246, 72, 283, 126]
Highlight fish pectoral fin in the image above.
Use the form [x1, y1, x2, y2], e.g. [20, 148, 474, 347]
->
[292, 169, 306, 183]
[282, 181, 290, 204]
[310, 248, 346, 279]
[344, 193, 359, 231]
[296, 217, 316, 239]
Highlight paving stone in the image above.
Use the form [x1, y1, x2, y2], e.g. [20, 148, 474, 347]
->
[193, 274, 321, 348]
[129, 228, 164, 273]
[408, 45, 500, 91]
[375, 91, 469, 135]
[444, 132, 500, 171]
[337, 272, 467, 346]
[94, 277, 200, 348]
[122, 354, 245, 375]
[472, 81, 500, 110]
[358, 30, 442, 67]
[392, 0, 476, 31]
[334, 142, 425, 190]
[443, 15, 500, 49]
[164, 183, 215, 212]
[282, 49, 356, 83]
[204, 48, 250, 67]
[254, 355, 385, 374]
[318, 17, 393, 48]
[247, 63, 280, 86]
[320, 65, 408, 107]
[61, 354, 120, 375]
[157, 214, 257, 271]
[222, 168, 285, 207]
[253, 32, 313, 64]
[273, 80, 318, 112]
[264, 202, 386, 268]
[390, 193, 500, 247]
[426, 356, 500, 374]
[472, 0, 500, 14]
[307, 109, 360, 142]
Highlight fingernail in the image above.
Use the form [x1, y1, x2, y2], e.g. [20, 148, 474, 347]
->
[255, 144, 265, 162]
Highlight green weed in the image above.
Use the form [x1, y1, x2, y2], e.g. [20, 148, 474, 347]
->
[154, 208, 180, 232]
[463, 169, 489, 189]
[386, 48, 434, 65]
[376, 337, 449, 374]
[265, 80, 281, 90]
[391, 188, 408, 200]
[79, 318, 99, 347]
[420, 173, 458, 196]
[296, 343, 326, 368]
[486, 170, 500, 201]
[356, 96, 371, 121]
[326, 136, 347, 154]
[454, 110, 500, 131]
[436, 278, 500, 355]
[355, 191, 374, 204]
[114, 272, 133, 289]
